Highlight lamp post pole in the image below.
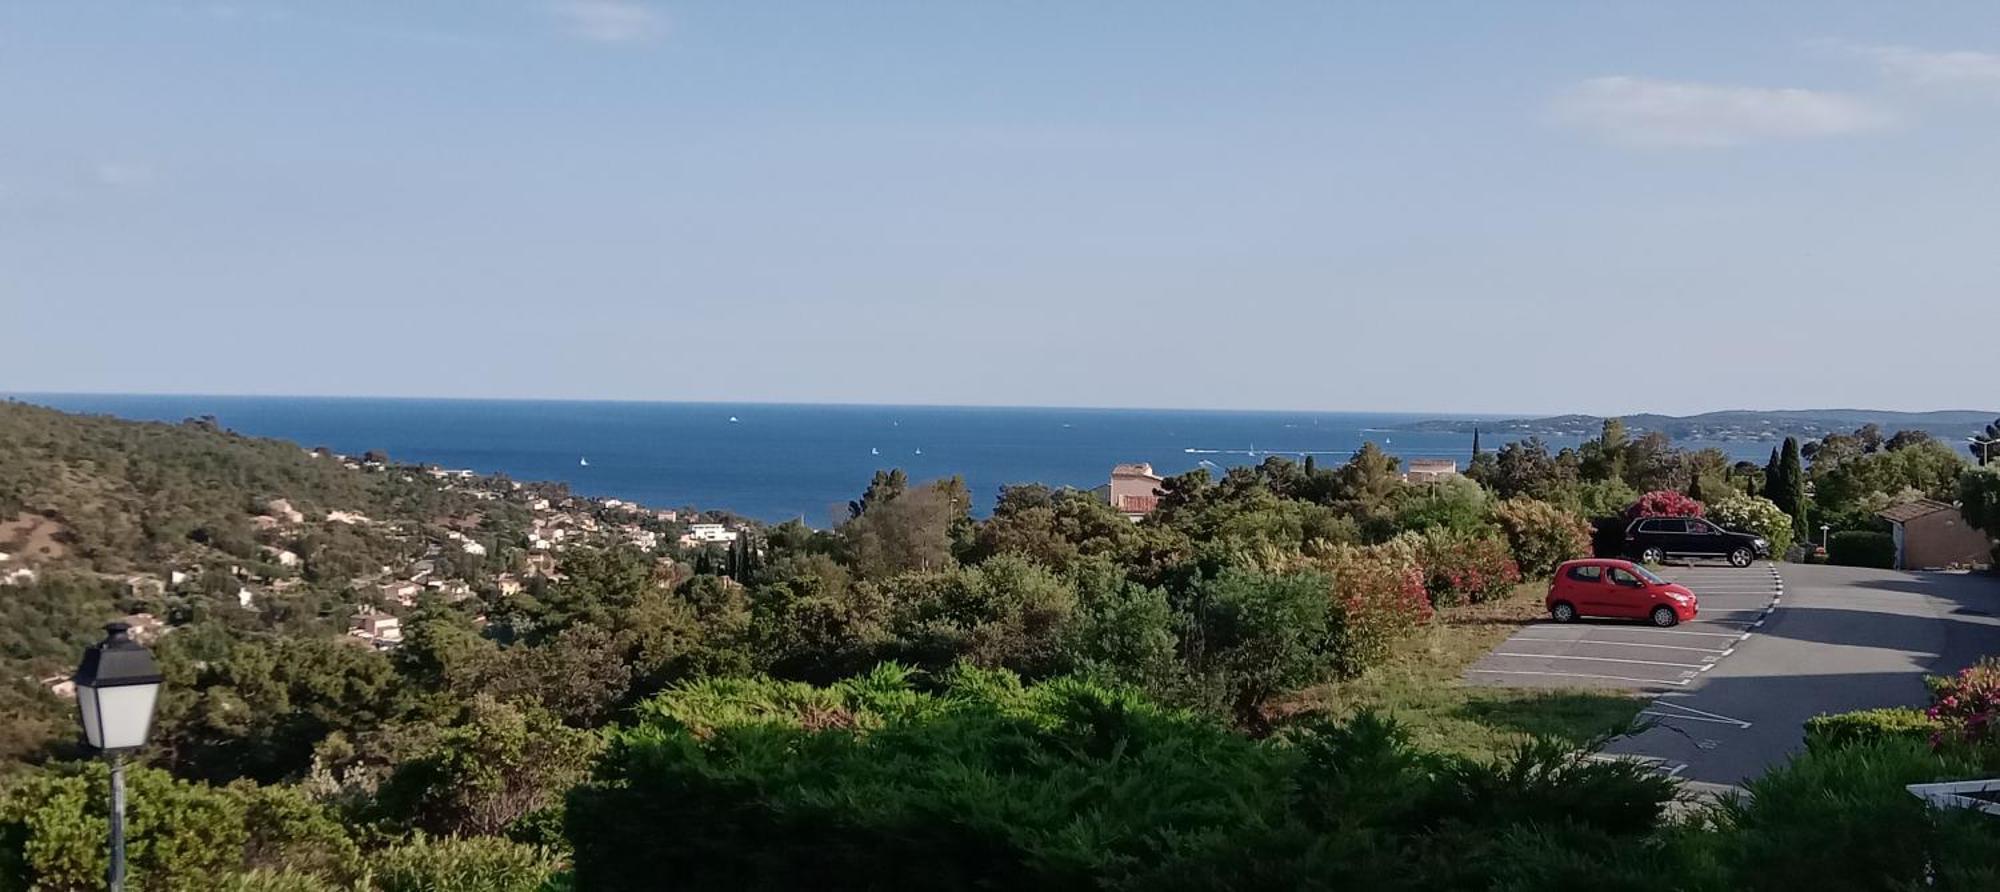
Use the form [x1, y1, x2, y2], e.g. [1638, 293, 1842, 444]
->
[108, 752, 127, 892]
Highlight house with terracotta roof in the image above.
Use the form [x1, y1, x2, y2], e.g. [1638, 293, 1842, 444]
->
[1402, 458, 1458, 483]
[1877, 499, 1991, 569]
[1095, 463, 1164, 521]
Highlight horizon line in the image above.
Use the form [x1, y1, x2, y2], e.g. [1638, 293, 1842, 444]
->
[6, 391, 1995, 422]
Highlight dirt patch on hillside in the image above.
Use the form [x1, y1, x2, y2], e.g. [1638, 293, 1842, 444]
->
[0, 512, 70, 562]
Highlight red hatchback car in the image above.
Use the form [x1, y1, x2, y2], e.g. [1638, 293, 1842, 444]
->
[1546, 559, 1698, 627]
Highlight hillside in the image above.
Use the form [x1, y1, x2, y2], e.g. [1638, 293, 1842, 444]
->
[1396, 409, 1998, 442]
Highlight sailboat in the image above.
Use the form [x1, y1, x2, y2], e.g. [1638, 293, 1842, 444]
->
[728, 416, 740, 424]
[578, 457, 589, 467]
[871, 447, 880, 455]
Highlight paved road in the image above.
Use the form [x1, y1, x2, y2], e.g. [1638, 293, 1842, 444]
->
[1465, 563, 1784, 691]
[1603, 564, 2000, 786]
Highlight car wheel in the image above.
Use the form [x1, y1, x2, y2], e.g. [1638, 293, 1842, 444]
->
[1651, 606, 1677, 627]
[1729, 547, 1753, 568]
[1640, 546, 1665, 564]
[1551, 602, 1576, 623]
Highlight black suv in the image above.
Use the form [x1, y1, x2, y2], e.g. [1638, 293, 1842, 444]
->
[1623, 517, 1770, 567]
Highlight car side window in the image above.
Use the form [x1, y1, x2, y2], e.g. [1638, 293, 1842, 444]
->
[1636, 519, 1659, 533]
[1609, 567, 1642, 587]
[1687, 519, 1714, 534]
[1567, 565, 1603, 582]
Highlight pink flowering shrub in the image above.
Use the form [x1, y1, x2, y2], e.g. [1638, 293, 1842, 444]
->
[1925, 658, 2000, 748]
[1414, 531, 1522, 608]
[1315, 543, 1433, 676]
[1626, 490, 1705, 520]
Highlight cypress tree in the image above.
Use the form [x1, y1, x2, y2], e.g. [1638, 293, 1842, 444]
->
[1303, 455, 1317, 476]
[1686, 474, 1705, 503]
[1471, 427, 1482, 459]
[1775, 437, 1807, 537]
[1763, 446, 1781, 499]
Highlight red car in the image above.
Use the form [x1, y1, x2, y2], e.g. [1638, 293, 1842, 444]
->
[1546, 558, 1698, 627]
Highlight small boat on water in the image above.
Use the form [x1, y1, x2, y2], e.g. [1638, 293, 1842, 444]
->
[728, 416, 740, 423]
[871, 447, 880, 455]
[914, 448, 923, 455]
[579, 457, 589, 467]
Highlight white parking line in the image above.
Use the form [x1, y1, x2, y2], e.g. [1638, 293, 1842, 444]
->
[1469, 669, 1688, 686]
[1562, 627, 1744, 639]
[1646, 699, 1753, 728]
[1489, 652, 1708, 669]
[1507, 636, 1731, 654]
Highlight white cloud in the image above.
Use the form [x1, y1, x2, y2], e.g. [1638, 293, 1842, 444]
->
[550, 0, 664, 45]
[94, 162, 154, 187]
[1840, 43, 2000, 89]
[1551, 76, 1892, 148]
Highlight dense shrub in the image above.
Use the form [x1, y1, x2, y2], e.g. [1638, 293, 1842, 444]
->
[1805, 707, 1944, 751]
[1928, 658, 2000, 749]
[1716, 738, 2000, 890]
[0, 762, 360, 891]
[1708, 494, 1794, 557]
[876, 555, 1079, 678]
[567, 672, 1674, 891]
[1829, 530, 1896, 568]
[1409, 530, 1520, 607]
[1490, 497, 1593, 576]
[1183, 568, 1345, 721]
[1314, 542, 1432, 677]
[1626, 490, 1704, 519]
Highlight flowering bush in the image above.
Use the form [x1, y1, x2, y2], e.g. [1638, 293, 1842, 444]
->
[1626, 490, 1704, 519]
[1409, 530, 1521, 607]
[1925, 657, 2000, 749]
[1707, 494, 1794, 557]
[1491, 497, 1594, 576]
[1313, 542, 1432, 676]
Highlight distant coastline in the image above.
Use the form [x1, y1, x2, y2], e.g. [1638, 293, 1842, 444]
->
[1392, 409, 1997, 443]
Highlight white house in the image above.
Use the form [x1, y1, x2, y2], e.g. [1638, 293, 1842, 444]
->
[681, 523, 739, 546]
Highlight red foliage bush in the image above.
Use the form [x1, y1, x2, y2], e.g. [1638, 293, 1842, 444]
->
[1318, 543, 1433, 676]
[1626, 490, 1705, 519]
[1926, 657, 2000, 749]
[1416, 532, 1522, 608]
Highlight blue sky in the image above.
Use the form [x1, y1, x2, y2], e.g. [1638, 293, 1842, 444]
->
[2, 2, 1994, 415]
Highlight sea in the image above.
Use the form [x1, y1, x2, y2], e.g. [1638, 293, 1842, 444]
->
[10, 394, 1784, 525]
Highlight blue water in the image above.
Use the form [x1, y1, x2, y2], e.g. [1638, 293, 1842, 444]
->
[9, 394, 1780, 524]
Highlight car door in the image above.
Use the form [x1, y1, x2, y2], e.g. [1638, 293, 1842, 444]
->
[1563, 563, 1608, 615]
[1683, 518, 1725, 556]
[1604, 565, 1650, 617]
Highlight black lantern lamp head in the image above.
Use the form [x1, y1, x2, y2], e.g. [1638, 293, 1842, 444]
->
[73, 623, 164, 753]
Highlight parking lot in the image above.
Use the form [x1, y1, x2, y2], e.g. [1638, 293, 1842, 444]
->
[1464, 562, 1784, 691]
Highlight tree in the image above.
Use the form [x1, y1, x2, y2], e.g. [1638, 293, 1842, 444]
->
[877, 556, 1079, 678]
[1956, 466, 2000, 534]
[847, 468, 908, 519]
[1771, 437, 1807, 537]
[842, 477, 967, 578]
[1579, 418, 1628, 483]
[374, 696, 603, 838]
[1490, 498, 1594, 576]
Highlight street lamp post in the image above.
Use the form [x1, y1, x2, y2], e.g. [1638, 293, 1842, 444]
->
[73, 622, 164, 892]
[1821, 524, 1831, 552]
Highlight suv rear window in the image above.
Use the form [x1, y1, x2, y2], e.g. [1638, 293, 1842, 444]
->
[1566, 564, 1603, 582]
[1636, 519, 1664, 533]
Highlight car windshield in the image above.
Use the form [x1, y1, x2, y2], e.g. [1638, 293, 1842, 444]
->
[1631, 565, 1667, 585]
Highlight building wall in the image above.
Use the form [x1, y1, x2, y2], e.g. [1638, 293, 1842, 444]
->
[1901, 511, 1993, 569]
[1108, 470, 1162, 511]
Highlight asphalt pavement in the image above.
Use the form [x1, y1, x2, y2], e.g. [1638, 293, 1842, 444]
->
[1465, 562, 1784, 691]
[1601, 563, 2000, 787]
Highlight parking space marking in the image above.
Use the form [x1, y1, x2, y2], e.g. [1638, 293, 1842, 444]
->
[1642, 699, 1753, 729]
[1468, 669, 1688, 686]
[1508, 636, 1731, 654]
[1489, 652, 1709, 669]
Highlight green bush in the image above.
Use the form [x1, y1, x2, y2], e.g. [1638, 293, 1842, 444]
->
[1829, 531, 1896, 568]
[0, 762, 360, 892]
[1804, 707, 1943, 751]
[566, 671, 1674, 891]
[1409, 530, 1520, 607]
[1490, 497, 1594, 577]
[1716, 738, 2000, 890]
[370, 836, 560, 892]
